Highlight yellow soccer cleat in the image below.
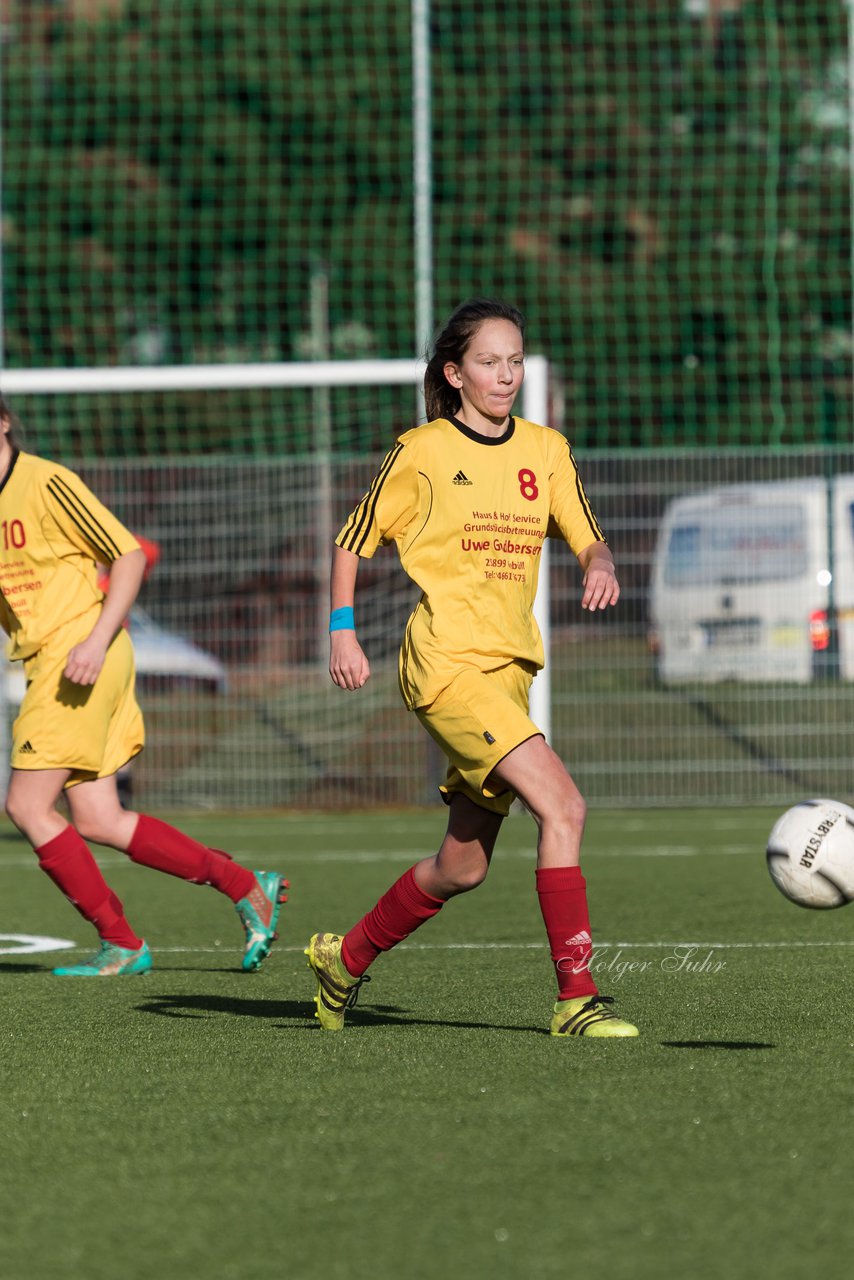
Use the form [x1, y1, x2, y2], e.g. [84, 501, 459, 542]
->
[550, 994, 639, 1038]
[304, 932, 370, 1032]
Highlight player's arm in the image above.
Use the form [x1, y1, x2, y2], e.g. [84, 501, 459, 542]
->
[329, 545, 371, 691]
[577, 540, 620, 612]
[64, 547, 147, 686]
[545, 434, 618, 611]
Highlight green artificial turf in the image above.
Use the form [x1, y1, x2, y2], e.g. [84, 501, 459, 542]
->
[1, 807, 852, 1280]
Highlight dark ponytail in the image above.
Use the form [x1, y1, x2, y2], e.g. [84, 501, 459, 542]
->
[0, 396, 24, 451]
[423, 298, 526, 422]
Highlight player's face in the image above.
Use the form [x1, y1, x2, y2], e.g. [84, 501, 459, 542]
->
[444, 318, 525, 433]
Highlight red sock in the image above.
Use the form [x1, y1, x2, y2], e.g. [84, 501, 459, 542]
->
[36, 826, 143, 950]
[342, 866, 445, 976]
[536, 866, 599, 1000]
[127, 815, 254, 903]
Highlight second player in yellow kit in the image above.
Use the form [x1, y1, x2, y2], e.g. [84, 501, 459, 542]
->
[0, 448, 146, 780]
[307, 298, 639, 1037]
[0, 398, 288, 976]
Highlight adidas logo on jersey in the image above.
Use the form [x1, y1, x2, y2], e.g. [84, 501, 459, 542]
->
[18, 740, 36, 755]
[452, 470, 473, 485]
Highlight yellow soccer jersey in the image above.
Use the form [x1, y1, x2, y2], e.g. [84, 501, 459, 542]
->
[336, 416, 606, 709]
[0, 450, 141, 660]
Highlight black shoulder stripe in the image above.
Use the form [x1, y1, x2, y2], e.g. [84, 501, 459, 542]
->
[338, 444, 403, 555]
[342, 443, 403, 553]
[47, 475, 122, 564]
[337, 445, 394, 551]
[566, 442, 604, 541]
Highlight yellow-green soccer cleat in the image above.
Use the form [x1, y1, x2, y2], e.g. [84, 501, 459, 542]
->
[550, 994, 639, 1038]
[304, 932, 370, 1032]
[53, 940, 153, 977]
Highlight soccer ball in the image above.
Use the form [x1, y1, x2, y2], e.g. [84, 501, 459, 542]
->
[766, 799, 854, 909]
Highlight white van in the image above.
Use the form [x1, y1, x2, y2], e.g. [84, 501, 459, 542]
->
[649, 475, 854, 683]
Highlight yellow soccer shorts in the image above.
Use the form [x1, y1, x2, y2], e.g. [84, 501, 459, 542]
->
[10, 621, 144, 787]
[414, 660, 542, 817]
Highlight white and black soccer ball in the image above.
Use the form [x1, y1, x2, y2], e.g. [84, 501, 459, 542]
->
[766, 799, 854, 909]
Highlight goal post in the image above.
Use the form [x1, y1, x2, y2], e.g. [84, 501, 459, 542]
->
[519, 356, 551, 743]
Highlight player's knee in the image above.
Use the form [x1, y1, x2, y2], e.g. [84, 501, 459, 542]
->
[72, 815, 109, 846]
[531, 783, 586, 840]
[4, 791, 25, 832]
[444, 861, 490, 895]
[557, 792, 586, 845]
[562, 787, 587, 832]
[4, 792, 55, 847]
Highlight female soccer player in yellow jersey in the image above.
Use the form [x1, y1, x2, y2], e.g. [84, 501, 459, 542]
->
[0, 398, 287, 975]
[306, 299, 638, 1037]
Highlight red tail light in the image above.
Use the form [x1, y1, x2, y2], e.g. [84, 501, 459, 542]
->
[809, 610, 830, 651]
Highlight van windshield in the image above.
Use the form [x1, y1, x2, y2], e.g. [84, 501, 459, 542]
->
[664, 503, 808, 586]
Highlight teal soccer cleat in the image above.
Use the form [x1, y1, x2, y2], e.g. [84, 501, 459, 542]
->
[53, 940, 153, 976]
[235, 871, 289, 972]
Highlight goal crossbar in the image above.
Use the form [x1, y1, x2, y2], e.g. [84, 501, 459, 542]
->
[1, 360, 427, 395]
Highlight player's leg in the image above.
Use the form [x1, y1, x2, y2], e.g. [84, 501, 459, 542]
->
[305, 665, 521, 1031]
[68, 626, 288, 972]
[4, 628, 151, 973]
[4, 767, 148, 972]
[125, 811, 289, 974]
[488, 737, 594, 994]
[344, 792, 503, 970]
[488, 734, 586, 868]
[71, 777, 252, 894]
[67, 778, 289, 973]
[306, 794, 503, 1031]
[415, 792, 503, 893]
[489, 737, 638, 1038]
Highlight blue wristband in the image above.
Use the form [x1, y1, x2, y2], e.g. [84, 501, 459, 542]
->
[329, 606, 355, 632]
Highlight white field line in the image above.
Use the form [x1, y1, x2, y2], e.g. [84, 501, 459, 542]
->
[0, 845, 758, 870]
[40, 939, 854, 955]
